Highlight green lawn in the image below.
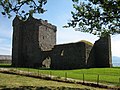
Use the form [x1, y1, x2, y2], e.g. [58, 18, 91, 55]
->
[16, 67, 120, 86]
[0, 73, 103, 90]
[0, 64, 120, 86]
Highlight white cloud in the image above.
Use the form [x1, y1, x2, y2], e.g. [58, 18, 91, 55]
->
[0, 48, 11, 55]
[0, 2, 120, 58]
[57, 27, 98, 44]
[0, 26, 12, 39]
[0, 38, 12, 55]
[57, 27, 120, 57]
[0, 16, 13, 55]
[0, 37, 12, 55]
[111, 36, 120, 57]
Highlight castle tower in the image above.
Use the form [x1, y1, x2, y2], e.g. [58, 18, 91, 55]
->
[94, 35, 112, 67]
[12, 16, 57, 67]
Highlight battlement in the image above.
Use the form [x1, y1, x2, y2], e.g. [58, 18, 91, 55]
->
[13, 15, 57, 31]
[12, 16, 57, 67]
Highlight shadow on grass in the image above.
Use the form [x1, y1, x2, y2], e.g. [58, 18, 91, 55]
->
[0, 86, 90, 90]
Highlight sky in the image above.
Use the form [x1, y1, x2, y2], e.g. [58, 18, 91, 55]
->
[0, 0, 120, 57]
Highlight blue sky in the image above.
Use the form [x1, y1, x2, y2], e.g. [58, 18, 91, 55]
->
[0, 0, 120, 57]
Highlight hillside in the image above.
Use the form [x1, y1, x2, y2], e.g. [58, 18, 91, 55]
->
[112, 56, 120, 66]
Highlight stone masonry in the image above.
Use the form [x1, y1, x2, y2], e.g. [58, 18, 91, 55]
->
[93, 36, 112, 67]
[50, 41, 93, 69]
[12, 16, 112, 69]
[12, 16, 56, 67]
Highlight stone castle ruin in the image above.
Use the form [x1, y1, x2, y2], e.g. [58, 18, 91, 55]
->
[12, 16, 112, 69]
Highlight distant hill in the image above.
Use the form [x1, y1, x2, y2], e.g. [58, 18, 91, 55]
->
[112, 56, 120, 63]
[0, 55, 11, 60]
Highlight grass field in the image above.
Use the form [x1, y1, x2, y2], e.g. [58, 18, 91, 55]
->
[16, 67, 120, 86]
[0, 64, 120, 86]
[0, 73, 104, 90]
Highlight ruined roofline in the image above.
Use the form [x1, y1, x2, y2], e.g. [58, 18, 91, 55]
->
[56, 40, 93, 47]
[78, 40, 93, 46]
[13, 15, 57, 31]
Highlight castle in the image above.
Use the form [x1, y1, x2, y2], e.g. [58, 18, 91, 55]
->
[12, 16, 112, 69]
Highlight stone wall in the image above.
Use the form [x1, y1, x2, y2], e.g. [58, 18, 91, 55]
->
[93, 36, 112, 67]
[12, 16, 57, 67]
[85, 43, 95, 68]
[50, 42, 93, 69]
[12, 16, 112, 69]
[47, 36, 112, 69]
[38, 20, 56, 51]
[12, 16, 22, 66]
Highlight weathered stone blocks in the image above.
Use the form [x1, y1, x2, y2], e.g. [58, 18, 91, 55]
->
[12, 16, 112, 69]
[12, 16, 57, 67]
[93, 36, 112, 67]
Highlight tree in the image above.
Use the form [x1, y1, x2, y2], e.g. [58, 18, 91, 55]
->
[0, 0, 47, 19]
[66, 0, 120, 37]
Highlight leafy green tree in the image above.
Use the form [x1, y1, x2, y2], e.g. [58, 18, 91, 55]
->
[0, 0, 47, 19]
[66, 0, 120, 37]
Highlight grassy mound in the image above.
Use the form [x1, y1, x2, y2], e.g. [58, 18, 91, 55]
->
[80, 40, 93, 46]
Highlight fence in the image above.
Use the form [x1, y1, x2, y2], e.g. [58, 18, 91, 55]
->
[7, 67, 120, 86]
[0, 64, 120, 86]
